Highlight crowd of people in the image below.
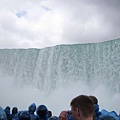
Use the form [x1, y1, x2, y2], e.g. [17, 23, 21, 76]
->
[0, 95, 120, 120]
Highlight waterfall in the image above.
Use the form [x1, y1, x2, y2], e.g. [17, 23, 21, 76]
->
[0, 38, 120, 93]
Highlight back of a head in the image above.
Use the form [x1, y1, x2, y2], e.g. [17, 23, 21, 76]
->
[28, 103, 36, 114]
[19, 111, 30, 120]
[5, 106, 10, 111]
[12, 107, 18, 114]
[70, 95, 94, 118]
[4, 106, 10, 115]
[37, 105, 48, 118]
[89, 95, 98, 104]
[0, 106, 7, 120]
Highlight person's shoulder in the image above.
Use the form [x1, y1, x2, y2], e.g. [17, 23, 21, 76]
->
[98, 115, 116, 120]
[48, 116, 58, 120]
[108, 111, 120, 120]
[0, 106, 7, 119]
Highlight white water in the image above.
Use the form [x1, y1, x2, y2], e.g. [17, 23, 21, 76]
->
[0, 71, 120, 116]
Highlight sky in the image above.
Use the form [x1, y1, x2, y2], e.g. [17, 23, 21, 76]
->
[0, 0, 120, 49]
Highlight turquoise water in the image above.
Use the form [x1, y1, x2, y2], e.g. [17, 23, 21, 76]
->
[0, 38, 120, 93]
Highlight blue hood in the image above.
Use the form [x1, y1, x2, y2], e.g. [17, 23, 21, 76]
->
[19, 111, 30, 120]
[100, 109, 109, 116]
[12, 107, 18, 114]
[36, 105, 49, 120]
[4, 106, 10, 115]
[28, 103, 36, 114]
[0, 106, 7, 120]
[108, 111, 120, 120]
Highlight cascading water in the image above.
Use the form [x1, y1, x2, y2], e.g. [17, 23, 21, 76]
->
[0, 39, 120, 92]
[0, 38, 120, 115]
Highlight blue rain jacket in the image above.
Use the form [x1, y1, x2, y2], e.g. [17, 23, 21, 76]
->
[28, 103, 37, 120]
[36, 105, 49, 120]
[0, 106, 7, 120]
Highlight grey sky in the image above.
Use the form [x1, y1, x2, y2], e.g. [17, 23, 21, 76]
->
[0, 0, 120, 49]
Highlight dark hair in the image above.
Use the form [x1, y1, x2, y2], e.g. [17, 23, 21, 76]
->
[70, 95, 94, 118]
[89, 95, 98, 104]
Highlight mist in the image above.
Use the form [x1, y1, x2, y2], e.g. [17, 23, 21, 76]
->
[0, 74, 120, 116]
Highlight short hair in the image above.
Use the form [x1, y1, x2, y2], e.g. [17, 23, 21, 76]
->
[70, 95, 94, 118]
[89, 95, 98, 104]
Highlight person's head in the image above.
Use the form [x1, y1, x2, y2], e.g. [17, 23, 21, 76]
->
[70, 95, 94, 120]
[36, 105, 48, 119]
[28, 103, 36, 114]
[19, 111, 30, 120]
[4, 106, 10, 115]
[12, 107, 18, 114]
[89, 96, 98, 104]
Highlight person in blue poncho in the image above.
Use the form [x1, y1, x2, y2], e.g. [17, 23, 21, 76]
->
[48, 116, 58, 120]
[89, 95, 120, 120]
[99, 109, 120, 120]
[0, 106, 7, 120]
[19, 111, 30, 120]
[28, 103, 37, 120]
[36, 105, 49, 120]
[108, 111, 120, 120]
[8, 107, 18, 120]
[89, 95, 101, 120]
[4, 106, 11, 119]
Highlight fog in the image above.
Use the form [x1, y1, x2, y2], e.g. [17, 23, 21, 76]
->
[0, 74, 120, 116]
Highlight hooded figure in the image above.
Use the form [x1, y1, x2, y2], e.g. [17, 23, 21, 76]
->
[12, 107, 18, 114]
[19, 111, 30, 120]
[28, 103, 37, 120]
[36, 105, 49, 120]
[4, 106, 10, 119]
[94, 104, 101, 119]
[108, 111, 120, 120]
[0, 106, 7, 120]
[9, 107, 18, 120]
